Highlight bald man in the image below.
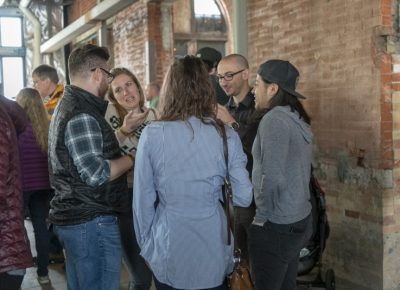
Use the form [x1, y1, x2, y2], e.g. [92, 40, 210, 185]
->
[217, 54, 261, 264]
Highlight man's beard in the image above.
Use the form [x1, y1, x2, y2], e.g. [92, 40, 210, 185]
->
[98, 81, 108, 100]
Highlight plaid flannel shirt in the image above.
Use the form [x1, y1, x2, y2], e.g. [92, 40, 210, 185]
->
[64, 113, 110, 187]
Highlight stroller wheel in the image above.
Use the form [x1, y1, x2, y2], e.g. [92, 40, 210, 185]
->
[325, 269, 335, 290]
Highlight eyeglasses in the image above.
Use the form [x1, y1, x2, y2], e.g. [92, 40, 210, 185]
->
[91, 67, 114, 83]
[216, 69, 245, 82]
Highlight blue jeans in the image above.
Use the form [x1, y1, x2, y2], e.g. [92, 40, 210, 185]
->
[24, 189, 52, 277]
[248, 215, 312, 290]
[55, 216, 122, 290]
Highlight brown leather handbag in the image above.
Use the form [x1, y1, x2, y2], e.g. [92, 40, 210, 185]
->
[221, 125, 254, 290]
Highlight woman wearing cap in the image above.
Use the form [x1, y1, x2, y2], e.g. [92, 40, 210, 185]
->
[248, 59, 313, 290]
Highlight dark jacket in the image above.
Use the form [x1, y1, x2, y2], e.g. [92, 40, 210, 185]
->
[0, 95, 29, 136]
[226, 90, 261, 175]
[18, 123, 51, 191]
[0, 102, 33, 274]
[48, 85, 128, 225]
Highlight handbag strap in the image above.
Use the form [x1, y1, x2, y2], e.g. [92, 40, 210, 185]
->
[221, 124, 233, 246]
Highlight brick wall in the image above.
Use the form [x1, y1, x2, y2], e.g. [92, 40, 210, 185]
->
[247, 0, 392, 289]
[68, 0, 97, 23]
[113, 0, 148, 86]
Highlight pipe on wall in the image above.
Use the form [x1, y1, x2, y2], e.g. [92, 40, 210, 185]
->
[19, 0, 41, 69]
[232, 0, 247, 57]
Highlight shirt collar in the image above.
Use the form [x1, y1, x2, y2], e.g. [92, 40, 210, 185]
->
[227, 89, 254, 109]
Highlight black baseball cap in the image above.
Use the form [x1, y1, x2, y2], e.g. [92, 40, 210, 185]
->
[196, 47, 222, 67]
[257, 59, 306, 99]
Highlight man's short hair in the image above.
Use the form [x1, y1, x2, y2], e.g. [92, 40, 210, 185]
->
[68, 44, 110, 80]
[32, 64, 59, 84]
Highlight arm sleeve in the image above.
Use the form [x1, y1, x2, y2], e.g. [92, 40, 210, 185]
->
[259, 116, 289, 195]
[227, 129, 253, 207]
[64, 114, 111, 187]
[132, 127, 157, 248]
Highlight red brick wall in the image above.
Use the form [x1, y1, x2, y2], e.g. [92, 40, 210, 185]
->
[68, 0, 97, 23]
[248, 0, 382, 167]
[147, 2, 174, 85]
[113, 1, 148, 86]
[247, 0, 388, 289]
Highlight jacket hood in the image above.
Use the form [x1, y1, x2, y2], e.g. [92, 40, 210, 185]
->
[273, 106, 313, 143]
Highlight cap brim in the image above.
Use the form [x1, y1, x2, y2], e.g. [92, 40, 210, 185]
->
[282, 87, 306, 99]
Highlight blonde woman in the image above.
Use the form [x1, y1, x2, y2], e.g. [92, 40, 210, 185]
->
[16, 88, 52, 285]
[105, 67, 157, 290]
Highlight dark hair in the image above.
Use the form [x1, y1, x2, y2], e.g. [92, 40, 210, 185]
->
[159, 55, 223, 130]
[68, 44, 110, 81]
[108, 67, 145, 120]
[201, 60, 215, 72]
[263, 79, 311, 124]
[32, 64, 59, 84]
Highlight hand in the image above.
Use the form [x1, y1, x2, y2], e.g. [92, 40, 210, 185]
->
[121, 109, 149, 134]
[216, 104, 236, 125]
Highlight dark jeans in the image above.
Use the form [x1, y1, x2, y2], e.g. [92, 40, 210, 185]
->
[233, 204, 255, 264]
[0, 273, 24, 290]
[248, 215, 312, 290]
[24, 189, 51, 276]
[119, 211, 152, 290]
[154, 276, 228, 290]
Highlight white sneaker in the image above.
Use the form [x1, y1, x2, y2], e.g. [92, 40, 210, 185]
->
[38, 275, 50, 284]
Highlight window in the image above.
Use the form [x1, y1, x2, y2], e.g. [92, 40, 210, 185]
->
[193, 0, 225, 33]
[0, 17, 22, 47]
[0, 8, 25, 99]
[173, 0, 227, 57]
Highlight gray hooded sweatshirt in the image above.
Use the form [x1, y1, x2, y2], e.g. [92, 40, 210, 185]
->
[252, 105, 313, 224]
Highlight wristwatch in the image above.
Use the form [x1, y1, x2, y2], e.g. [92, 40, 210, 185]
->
[231, 121, 240, 131]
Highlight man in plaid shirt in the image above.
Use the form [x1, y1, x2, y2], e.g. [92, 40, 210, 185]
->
[48, 44, 136, 290]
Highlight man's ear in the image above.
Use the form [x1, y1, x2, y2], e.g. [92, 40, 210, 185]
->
[91, 68, 101, 83]
[242, 69, 249, 80]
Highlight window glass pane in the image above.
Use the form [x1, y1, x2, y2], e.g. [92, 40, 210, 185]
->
[194, 0, 220, 16]
[3, 57, 24, 99]
[0, 17, 22, 47]
[193, 0, 224, 32]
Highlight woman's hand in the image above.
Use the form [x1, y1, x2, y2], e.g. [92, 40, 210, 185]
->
[121, 109, 149, 134]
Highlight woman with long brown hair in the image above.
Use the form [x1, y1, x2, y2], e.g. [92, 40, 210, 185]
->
[16, 88, 52, 285]
[132, 55, 253, 290]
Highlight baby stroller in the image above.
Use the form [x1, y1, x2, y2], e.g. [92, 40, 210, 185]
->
[296, 173, 335, 290]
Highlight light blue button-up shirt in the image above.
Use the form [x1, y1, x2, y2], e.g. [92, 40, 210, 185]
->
[133, 116, 253, 289]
